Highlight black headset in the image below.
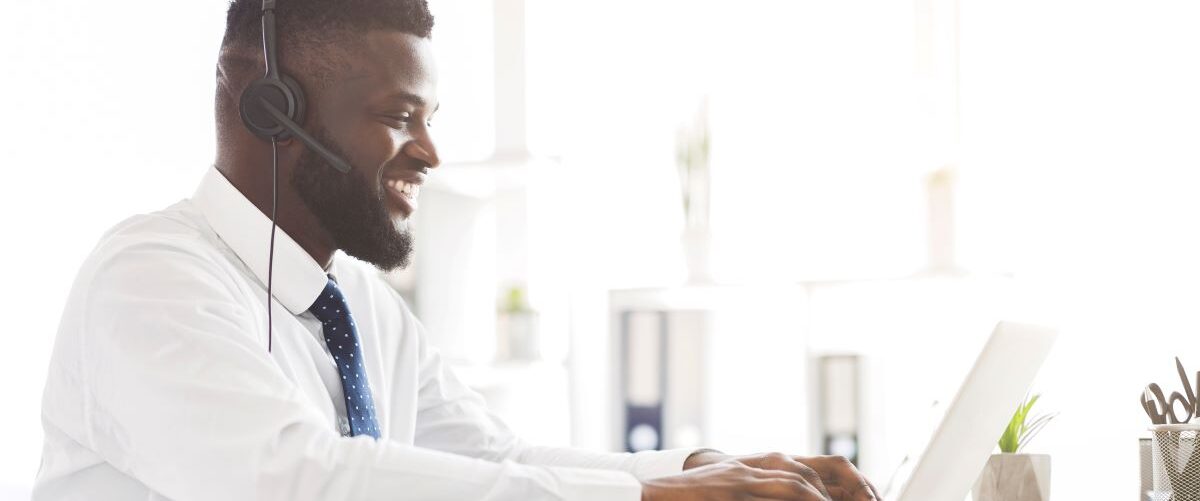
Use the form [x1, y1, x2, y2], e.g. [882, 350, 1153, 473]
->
[239, 0, 353, 352]
[239, 0, 352, 174]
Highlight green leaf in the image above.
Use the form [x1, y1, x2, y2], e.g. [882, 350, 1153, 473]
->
[998, 394, 1051, 453]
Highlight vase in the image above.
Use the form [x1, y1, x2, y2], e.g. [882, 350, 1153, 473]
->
[495, 310, 540, 362]
[681, 225, 711, 284]
[1149, 424, 1200, 501]
[972, 453, 1051, 501]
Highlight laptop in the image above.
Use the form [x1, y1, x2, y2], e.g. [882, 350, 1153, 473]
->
[885, 321, 1058, 501]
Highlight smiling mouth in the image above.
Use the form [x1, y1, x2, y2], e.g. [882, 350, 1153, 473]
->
[384, 178, 421, 216]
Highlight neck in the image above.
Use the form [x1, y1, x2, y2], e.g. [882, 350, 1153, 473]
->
[216, 148, 337, 271]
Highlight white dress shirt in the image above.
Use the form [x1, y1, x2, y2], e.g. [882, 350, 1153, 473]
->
[35, 166, 695, 500]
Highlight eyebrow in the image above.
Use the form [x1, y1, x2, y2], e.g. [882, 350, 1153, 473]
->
[385, 90, 440, 113]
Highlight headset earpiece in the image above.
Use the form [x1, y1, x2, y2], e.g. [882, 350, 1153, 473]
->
[237, 0, 353, 174]
[239, 0, 307, 142]
[240, 74, 307, 141]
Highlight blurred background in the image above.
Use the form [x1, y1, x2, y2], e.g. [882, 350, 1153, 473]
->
[4, 0, 1200, 499]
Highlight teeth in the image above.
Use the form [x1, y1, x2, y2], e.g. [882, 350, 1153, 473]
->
[386, 179, 419, 200]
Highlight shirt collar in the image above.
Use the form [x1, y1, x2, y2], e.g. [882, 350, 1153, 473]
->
[192, 165, 332, 316]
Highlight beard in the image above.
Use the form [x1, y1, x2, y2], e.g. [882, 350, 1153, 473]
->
[290, 127, 414, 272]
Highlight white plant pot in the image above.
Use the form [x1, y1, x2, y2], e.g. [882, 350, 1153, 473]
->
[972, 453, 1051, 501]
[680, 226, 712, 284]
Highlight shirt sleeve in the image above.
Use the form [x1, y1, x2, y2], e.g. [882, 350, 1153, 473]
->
[407, 313, 697, 484]
[73, 239, 656, 501]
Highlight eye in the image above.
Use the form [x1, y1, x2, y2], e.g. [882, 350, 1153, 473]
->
[378, 112, 411, 130]
[380, 111, 433, 130]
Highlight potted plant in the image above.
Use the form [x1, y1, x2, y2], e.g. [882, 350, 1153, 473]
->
[973, 394, 1056, 501]
[495, 285, 539, 362]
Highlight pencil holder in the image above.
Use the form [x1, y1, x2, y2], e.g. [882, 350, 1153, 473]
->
[1150, 424, 1200, 501]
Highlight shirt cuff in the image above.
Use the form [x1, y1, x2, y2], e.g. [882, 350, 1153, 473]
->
[629, 448, 700, 480]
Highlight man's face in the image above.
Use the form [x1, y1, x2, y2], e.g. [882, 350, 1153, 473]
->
[292, 31, 440, 272]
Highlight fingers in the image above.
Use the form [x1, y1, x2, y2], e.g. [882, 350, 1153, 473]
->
[824, 482, 879, 501]
[864, 477, 883, 501]
[825, 485, 878, 501]
[746, 463, 830, 500]
[752, 453, 831, 499]
[795, 463, 831, 500]
[744, 476, 828, 500]
[665, 461, 833, 501]
[744, 496, 820, 501]
[794, 455, 877, 501]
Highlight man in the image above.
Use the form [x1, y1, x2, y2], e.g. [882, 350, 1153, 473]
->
[35, 1, 880, 499]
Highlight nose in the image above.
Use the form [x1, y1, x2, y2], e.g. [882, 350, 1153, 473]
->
[403, 138, 440, 170]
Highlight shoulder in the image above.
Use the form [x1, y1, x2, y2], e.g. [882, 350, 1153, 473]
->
[78, 200, 245, 301]
[54, 201, 258, 353]
[91, 199, 218, 259]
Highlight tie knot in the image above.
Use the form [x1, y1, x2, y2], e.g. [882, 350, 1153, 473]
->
[309, 277, 349, 323]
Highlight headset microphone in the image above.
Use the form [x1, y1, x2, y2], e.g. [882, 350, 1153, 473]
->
[239, 0, 353, 351]
[255, 100, 353, 174]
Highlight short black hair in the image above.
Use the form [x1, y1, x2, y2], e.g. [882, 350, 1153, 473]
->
[219, 0, 434, 95]
[222, 0, 435, 51]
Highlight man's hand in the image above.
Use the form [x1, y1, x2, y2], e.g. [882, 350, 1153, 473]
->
[642, 460, 830, 501]
[682, 451, 880, 501]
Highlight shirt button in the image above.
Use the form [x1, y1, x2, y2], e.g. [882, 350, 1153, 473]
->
[339, 417, 351, 436]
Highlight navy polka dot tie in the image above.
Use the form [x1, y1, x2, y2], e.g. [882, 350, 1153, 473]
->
[309, 275, 381, 439]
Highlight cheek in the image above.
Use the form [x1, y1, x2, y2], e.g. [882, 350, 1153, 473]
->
[345, 125, 407, 170]
[383, 128, 409, 152]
